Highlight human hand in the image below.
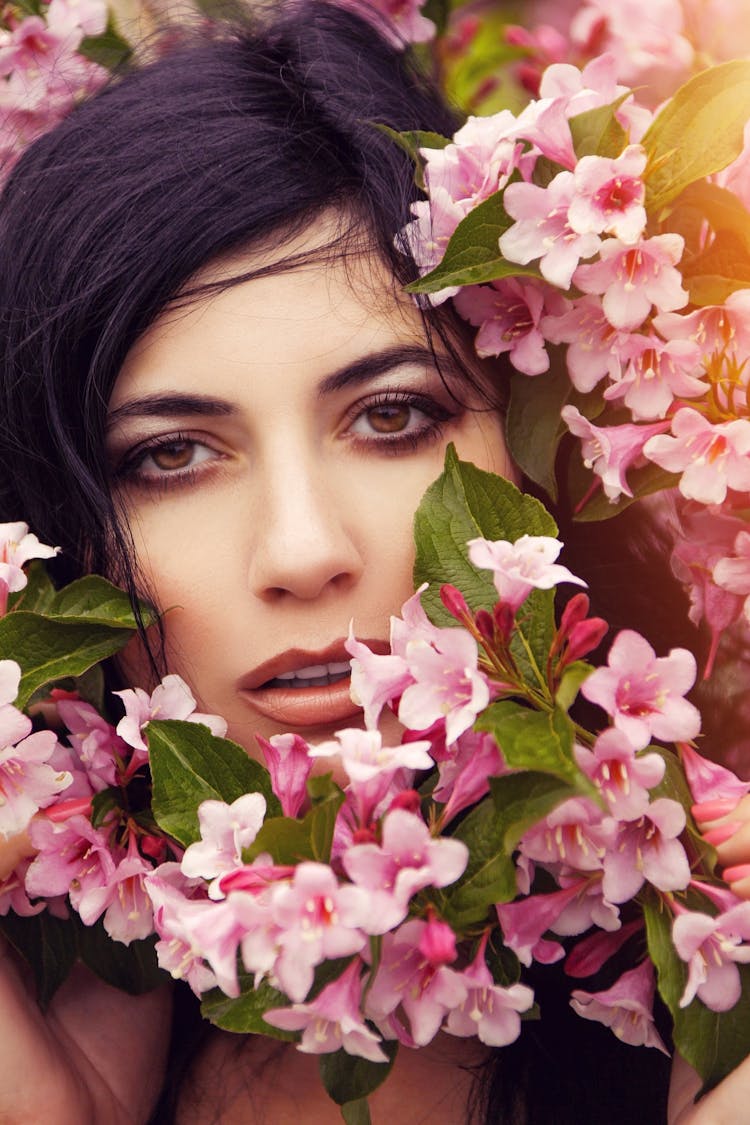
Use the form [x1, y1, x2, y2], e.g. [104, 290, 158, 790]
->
[670, 1052, 750, 1124]
[693, 794, 750, 900]
[0, 833, 171, 1125]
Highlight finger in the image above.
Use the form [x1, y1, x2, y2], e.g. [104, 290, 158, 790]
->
[670, 1051, 750, 1124]
[0, 830, 34, 881]
[713, 820, 750, 868]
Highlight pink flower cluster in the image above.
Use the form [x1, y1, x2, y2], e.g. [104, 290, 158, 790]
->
[0, 0, 109, 175]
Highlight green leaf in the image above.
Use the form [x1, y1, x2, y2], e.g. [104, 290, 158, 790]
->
[476, 702, 579, 783]
[90, 787, 120, 828]
[669, 181, 750, 255]
[555, 661, 595, 712]
[442, 797, 517, 927]
[406, 191, 541, 293]
[45, 575, 156, 628]
[320, 1042, 397, 1106]
[77, 17, 133, 70]
[642, 60, 750, 213]
[413, 446, 558, 676]
[489, 770, 584, 852]
[569, 98, 628, 160]
[309, 786, 346, 862]
[485, 929, 521, 986]
[643, 887, 750, 1092]
[506, 355, 572, 500]
[374, 125, 451, 191]
[682, 231, 750, 306]
[149, 720, 281, 847]
[244, 814, 316, 864]
[76, 920, 164, 994]
[341, 1099, 372, 1125]
[201, 973, 295, 1037]
[0, 614, 141, 710]
[0, 911, 77, 1008]
[7, 560, 56, 614]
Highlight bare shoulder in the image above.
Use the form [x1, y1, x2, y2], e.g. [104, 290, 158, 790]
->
[176, 1028, 490, 1124]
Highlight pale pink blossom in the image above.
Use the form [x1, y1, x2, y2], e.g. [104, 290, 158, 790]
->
[365, 918, 467, 1045]
[654, 290, 750, 362]
[553, 875, 620, 936]
[81, 840, 154, 944]
[500, 172, 601, 289]
[562, 405, 669, 503]
[541, 296, 627, 393]
[568, 145, 647, 243]
[0, 661, 20, 707]
[568, 0, 692, 92]
[673, 902, 750, 1011]
[602, 798, 690, 901]
[518, 797, 612, 875]
[445, 937, 534, 1046]
[46, 0, 108, 38]
[0, 521, 58, 605]
[581, 629, 700, 750]
[398, 628, 489, 745]
[496, 882, 595, 967]
[468, 534, 585, 613]
[145, 864, 218, 995]
[679, 743, 750, 807]
[574, 729, 664, 820]
[453, 279, 555, 375]
[115, 673, 228, 758]
[270, 862, 370, 1002]
[26, 813, 118, 917]
[571, 960, 668, 1052]
[433, 730, 507, 824]
[342, 808, 468, 932]
[181, 793, 267, 884]
[603, 334, 705, 420]
[644, 409, 750, 505]
[713, 530, 750, 624]
[574, 234, 688, 330]
[265, 958, 387, 1061]
[0, 728, 71, 838]
[255, 732, 312, 817]
[55, 695, 124, 790]
[537, 53, 652, 138]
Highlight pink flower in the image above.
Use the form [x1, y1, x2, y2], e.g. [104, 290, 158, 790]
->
[255, 732, 312, 817]
[571, 960, 668, 1052]
[55, 695, 125, 790]
[433, 730, 507, 824]
[145, 864, 218, 995]
[561, 406, 669, 502]
[713, 530, 750, 623]
[679, 743, 750, 807]
[0, 661, 20, 707]
[26, 813, 118, 918]
[518, 797, 612, 876]
[603, 334, 705, 421]
[0, 727, 71, 837]
[342, 808, 468, 932]
[497, 882, 596, 967]
[46, 0, 107, 38]
[654, 290, 750, 362]
[499, 172, 601, 289]
[468, 534, 585, 613]
[574, 234, 688, 330]
[332, 0, 436, 48]
[445, 937, 534, 1046]
[83, 839, 154, 944]
[602, 798, 690, 901]
[541, 296, 627, 393]
[181, 793, 267, 885]
[574, 729, 665, 821]
[581, 629, 700, 750]
[265, 958, 387, 1061]
[568, 145, 647, 243]
[644, 409, 750, 504]
[270, 862, 370, 1001]
[453, 279, 556, 376]
[365, 918, 467, 1045]
[0, 521, 58, 606]
[398, 627, 490, 745]
[115, 673, 228, 759]
[672, 902, 750, 1012]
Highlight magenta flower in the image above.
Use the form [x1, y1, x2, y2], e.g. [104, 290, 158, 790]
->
[574, 233, 688, 330]
[602, 798, 690, 902]
[468, 534, 585, 614]
[342, 808, 468, 932]
[265, 958, 387, 1061]
[673, 902, 750, 1012]
[453, 278, 552, 375]
[365, 918, 467, 1046]
[496, 882, 589, 967]
[398, 628, 490, 745]
[55, 695, 124, 790]
[565, 919, 644, 978]
[255, 732, 312, 818]
[568, 145, 647, 243]
[574, 729, 665, 821]
[500, 171, 601, 288]
[644, 408, 750, 504]
[181, 793, 267, 885]
[581, 629, 700, 750]
[445, 937, 534, 1046]
[571, 960, 668, 1052]
[433, 730, 507, 825]
[270, 862, 369, 1001]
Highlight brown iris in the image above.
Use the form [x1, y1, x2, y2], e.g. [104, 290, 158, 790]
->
[151, 441, 195, 470]
[366, 404, 410, 433]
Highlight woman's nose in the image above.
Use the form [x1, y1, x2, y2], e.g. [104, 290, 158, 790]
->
[248, 457, 365, 602]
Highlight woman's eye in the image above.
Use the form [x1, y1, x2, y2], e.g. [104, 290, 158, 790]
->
[123, 438, 219, 481]
[361, 404, 414, 434]
[349, 398, 438, 440]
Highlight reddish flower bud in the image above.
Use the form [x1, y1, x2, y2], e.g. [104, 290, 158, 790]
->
[559, 592, 591, 637]
[493, 601, 515, 642]
[351, 825, 378, 845]
[44, 796, 93, 822]
[566, 617, 608, 662]
[388, 789, 421, 815]
[418, 916, 457, 966]
[440, 584, 471, 622]
[475, 609, 494, 643]
[140, 834, 167, 862]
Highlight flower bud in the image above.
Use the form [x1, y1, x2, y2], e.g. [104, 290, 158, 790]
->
[388, 789, 421, 815]
[566, 617, 608, 662]
[475, 609, 494, 643]
[440, 584, 471, 623]
[418, 916, 457, 966]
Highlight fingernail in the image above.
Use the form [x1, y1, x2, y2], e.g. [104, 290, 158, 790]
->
[723, 864, 750, 882]
[692, 798, 740, 821]
[703, 821, 743, 846]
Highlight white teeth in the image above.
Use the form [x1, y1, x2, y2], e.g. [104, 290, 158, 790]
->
[264, 660, 351, 689]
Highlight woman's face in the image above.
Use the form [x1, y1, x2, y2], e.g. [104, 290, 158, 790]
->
[106, 224, 512, 756]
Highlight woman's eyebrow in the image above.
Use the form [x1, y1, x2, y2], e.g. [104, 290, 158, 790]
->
[317, 344, 455, 396]
[106, 393, 236, 430]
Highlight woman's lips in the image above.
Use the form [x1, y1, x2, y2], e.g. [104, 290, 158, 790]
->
[238, 639, 388, 728]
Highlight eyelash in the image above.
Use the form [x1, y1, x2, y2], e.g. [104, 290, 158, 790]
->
[112, 391, 458, 495]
